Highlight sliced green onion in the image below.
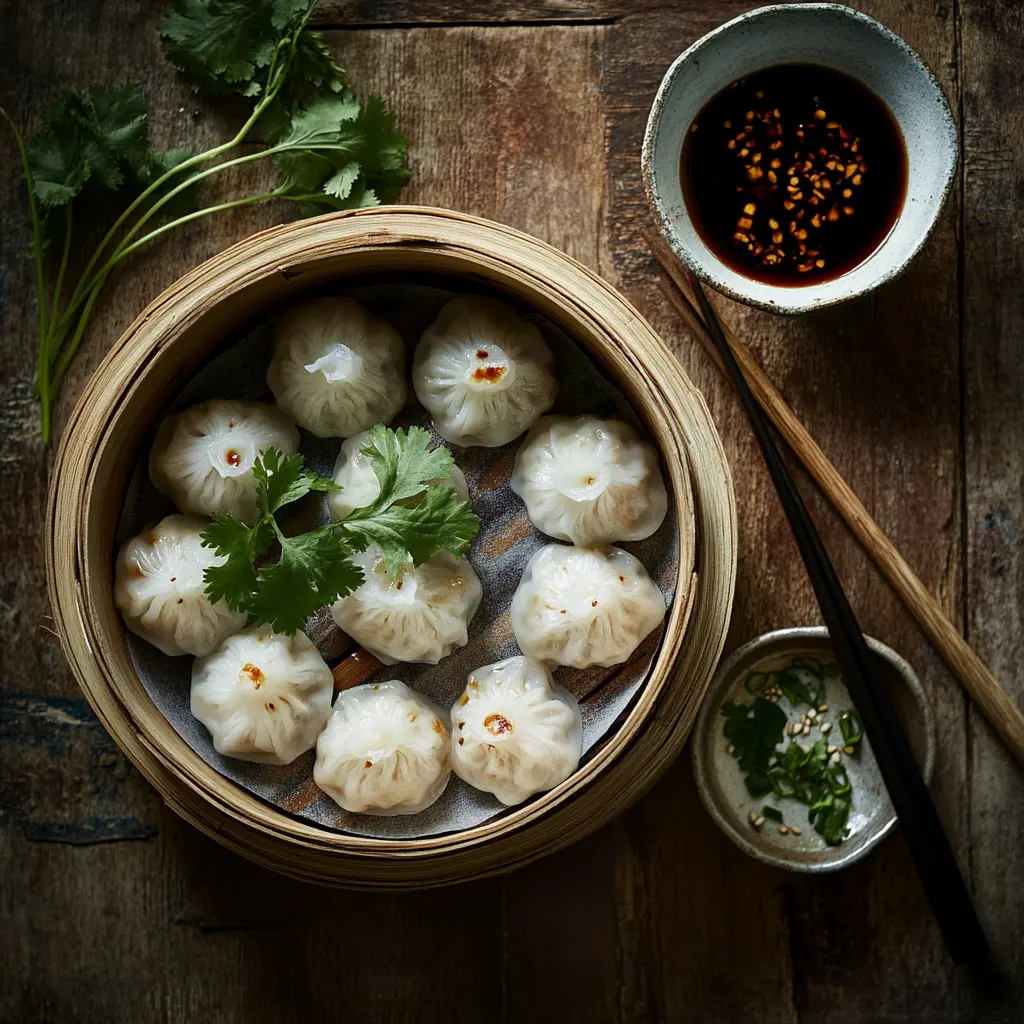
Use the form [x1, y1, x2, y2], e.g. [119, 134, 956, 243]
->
[744, 671, 769, 695]
[761, 805, 784, 823]
[838, 709, 863, 747]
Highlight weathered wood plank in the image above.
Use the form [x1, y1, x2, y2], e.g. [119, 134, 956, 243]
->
[961, 0, 1024, 1012]
[313, 0, 649, 25]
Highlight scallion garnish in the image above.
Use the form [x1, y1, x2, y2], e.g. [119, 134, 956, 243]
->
[723, 655, 857, 845]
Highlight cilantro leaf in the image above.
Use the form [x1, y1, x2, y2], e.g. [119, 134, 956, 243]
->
[249, 529, 363, 634]
[161, 0, 347, 120]
[160, 0, 288, 96]
[253, 446, 336, 515]
[342, 485, 481, 574]
[353, 424, 454, 512]
[79, 86, 150, 185]
[201, 512, 275, 613]
[272, 94, 409, 216]
[26, 87, 150, 210]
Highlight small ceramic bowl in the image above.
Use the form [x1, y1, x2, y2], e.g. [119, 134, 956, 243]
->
[692, 627, 935, 872]
[642, 4, 958, 315]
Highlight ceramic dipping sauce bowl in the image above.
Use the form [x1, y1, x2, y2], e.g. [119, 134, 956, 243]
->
[642, 3, 958, 314]
[691, 627, 936, 872]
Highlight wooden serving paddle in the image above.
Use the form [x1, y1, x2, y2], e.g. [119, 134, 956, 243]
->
[647, 229, 1024, 771]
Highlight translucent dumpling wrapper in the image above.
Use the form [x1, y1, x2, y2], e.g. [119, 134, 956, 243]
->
[327, 429, 470, 521]
[149, 399, 299, 522]
[510, 543, 666, 669]
[191, 626, 334, 765]
[510, 415, 669, 546]
[412, 295, 558, 447]
[330, 545, 482, 665]
[314, 679, 451, 815]
[114, 514, 247, 657]
[450, 656, 583, 806]
[267, 297, 408, 438]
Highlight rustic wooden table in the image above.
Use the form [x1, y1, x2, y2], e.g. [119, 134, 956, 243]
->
[2, 1, 1022, 1020]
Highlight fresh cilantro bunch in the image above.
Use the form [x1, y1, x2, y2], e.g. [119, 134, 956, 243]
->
[201, 426, 481, 635]
[2, 0, 409, 443]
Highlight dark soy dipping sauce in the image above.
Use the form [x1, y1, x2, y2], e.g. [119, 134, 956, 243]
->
[681, 64, 908, 286]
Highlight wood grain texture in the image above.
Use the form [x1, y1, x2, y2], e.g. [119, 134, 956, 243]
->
[961, 0, 1024, 1011]
[2, 0, 1024, 1019]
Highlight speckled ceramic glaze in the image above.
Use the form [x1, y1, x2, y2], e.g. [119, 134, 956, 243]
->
[642, 4, 958, 315]
[692, 627, 936, 873]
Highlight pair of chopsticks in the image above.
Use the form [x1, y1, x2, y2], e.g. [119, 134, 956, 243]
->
[649, 236, 989, 963]
[649, 232, 1024, 771]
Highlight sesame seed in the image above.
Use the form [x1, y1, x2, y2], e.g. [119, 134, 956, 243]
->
[791, 827, 802, 836]
[779, 825, 790, 834]
[821, 722, 832, 733]
[844, 745, 856, 755]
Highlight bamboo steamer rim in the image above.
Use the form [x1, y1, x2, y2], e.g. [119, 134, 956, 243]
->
[46, 207, 736, 886]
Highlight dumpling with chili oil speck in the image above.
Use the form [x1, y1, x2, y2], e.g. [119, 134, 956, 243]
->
[510, 414, 668, 546]
[412, 295, 558, 447]
[267, 297, 408, 438]
[114, 514, 247, 657]
[451, 656, 583, 806]
[510, 543, 666, 669]
[149, 399, 299, 522]
[314, 680, 451, 815]
[191, 625, 333, 765]
[330, 544, 482, 665]
[327, 429, 470, 521]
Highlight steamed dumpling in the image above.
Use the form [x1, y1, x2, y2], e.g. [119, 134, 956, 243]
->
[149, 399, 299, 522]
[314, 680, 450, 815]
[114, 514, 246, 657]
[191, 626, 333, 765]
[267, 297, 407, 437]
[412, 295, 558, 447]
[330, 545, 482, 665]
[327, 429, 470, 521]
[451, 656, 582, 805]
[510, 415, 668, 546]
[510, 544, 666, 669]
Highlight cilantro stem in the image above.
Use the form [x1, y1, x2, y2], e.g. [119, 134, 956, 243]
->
[114, 190, 284, 261]
[51, 207, 73, 331]
[1, 108, 48, 341]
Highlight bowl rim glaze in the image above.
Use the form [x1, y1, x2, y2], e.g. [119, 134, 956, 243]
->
[642, 3, 959, 315]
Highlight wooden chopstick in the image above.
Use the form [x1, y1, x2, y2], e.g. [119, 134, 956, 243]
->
[678, 268, 987, 963]
[647, 230, 1024, 771]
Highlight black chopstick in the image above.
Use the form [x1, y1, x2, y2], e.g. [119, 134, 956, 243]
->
[687, 277, 987, 963]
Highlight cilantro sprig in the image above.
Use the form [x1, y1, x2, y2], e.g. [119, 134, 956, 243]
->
[2, 0, 409, 443]
[201, 426, 480, 635]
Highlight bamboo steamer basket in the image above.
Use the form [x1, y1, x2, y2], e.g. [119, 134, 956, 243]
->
[47, 207, 736, 888]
